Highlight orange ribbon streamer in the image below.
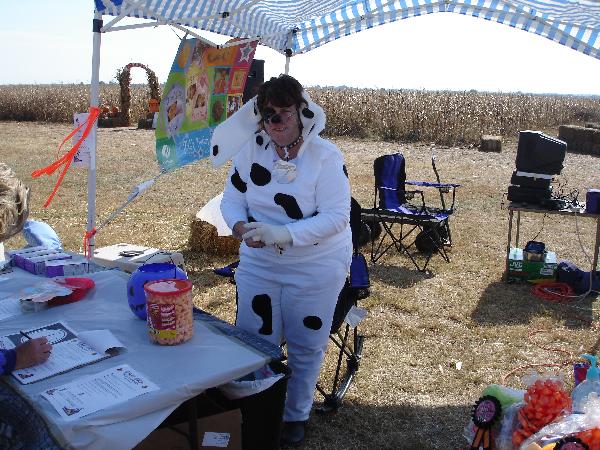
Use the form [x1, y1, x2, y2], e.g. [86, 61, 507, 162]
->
[471, 427, 492, 450]
[32, 107, 100, 208]
[83, 227, 97, 259]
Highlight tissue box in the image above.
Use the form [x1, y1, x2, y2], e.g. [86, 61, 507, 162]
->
[45, 257, 90, 277]
[9, 245, 50, 267]
[508, 247, 557, 282]
[92, 243, 185, 273]
[15, 249, 63, 270]
[23, 252, 72, 275]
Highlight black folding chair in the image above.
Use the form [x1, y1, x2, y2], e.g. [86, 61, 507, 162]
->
[361, 153, 459, 272]
[315, 197, 369, 413]
[213, 197, 370, 414]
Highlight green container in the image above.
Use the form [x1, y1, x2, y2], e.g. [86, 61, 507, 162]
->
[508, 247, 557, 282]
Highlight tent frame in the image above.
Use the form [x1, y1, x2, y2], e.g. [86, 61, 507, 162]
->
[86, 0, 600, 254]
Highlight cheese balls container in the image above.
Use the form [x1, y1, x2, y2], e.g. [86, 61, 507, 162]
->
[144, 279, 194, 345]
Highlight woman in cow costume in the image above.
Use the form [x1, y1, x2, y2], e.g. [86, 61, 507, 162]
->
[211, 75, 351, 446]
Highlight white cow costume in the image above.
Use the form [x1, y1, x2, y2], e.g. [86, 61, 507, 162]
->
[211, 91, 352, 421]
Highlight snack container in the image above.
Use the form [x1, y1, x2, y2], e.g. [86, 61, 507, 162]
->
[144, 279, 194, 345]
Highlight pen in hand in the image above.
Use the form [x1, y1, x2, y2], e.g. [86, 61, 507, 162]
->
[19, 330, 32, 341]
[20, 330, 51, 354]
[14, 331, 53, 370]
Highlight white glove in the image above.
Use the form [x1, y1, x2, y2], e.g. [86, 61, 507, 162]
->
[242, 222, 292, 246]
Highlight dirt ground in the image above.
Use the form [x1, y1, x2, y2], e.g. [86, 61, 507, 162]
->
[1, 121, 599, 449]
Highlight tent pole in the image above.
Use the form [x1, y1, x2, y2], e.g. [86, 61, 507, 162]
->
[87, 10, 102, 257]
[284, 31, 293, 75]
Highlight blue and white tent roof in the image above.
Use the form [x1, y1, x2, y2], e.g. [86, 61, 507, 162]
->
[94, 0, 600, 59]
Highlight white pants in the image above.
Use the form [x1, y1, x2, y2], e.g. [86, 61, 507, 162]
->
[234, 245, 350, 421]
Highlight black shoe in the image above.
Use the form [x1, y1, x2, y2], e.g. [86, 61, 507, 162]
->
[280, 420, 306, 448]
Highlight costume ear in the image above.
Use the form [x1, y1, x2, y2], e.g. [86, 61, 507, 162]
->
[210, 96, 260, 167]
[299, 91, 325, 146]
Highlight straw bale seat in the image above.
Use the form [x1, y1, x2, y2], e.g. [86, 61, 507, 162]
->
[189, 218, 239, 256]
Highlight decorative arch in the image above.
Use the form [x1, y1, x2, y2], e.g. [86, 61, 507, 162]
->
[115, 63, 161, 126]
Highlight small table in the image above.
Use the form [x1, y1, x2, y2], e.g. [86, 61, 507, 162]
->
[505, 202, 600, 281]
[0, 268, 280, 449]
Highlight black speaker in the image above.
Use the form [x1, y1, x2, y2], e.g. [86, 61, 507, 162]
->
[243, 59, 264, 104]
[507, 185, 552, 204]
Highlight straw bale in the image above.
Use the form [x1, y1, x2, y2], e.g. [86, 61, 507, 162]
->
[188, 218, 239, 256]
[479, 135, 502, 152]
[559, 124, 600, 155]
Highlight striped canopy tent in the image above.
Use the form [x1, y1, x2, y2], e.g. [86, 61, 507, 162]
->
[94, 0, 600, 58]
[83, 0, 600, 253]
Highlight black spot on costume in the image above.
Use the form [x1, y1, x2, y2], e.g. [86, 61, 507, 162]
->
[274, 193, 303, 220]
[252, 294, 273, 335]
[303, 316, 323, 330]
[250, 163, 271, 186]
[231, 168, 247, 193]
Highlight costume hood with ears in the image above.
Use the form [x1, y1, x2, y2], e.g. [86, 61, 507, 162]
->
[210, 90, 326, 167]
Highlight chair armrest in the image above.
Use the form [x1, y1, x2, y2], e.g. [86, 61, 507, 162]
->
[405, 181, 460, 188]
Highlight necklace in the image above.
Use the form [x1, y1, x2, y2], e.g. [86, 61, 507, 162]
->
[273, 135, 303, 161]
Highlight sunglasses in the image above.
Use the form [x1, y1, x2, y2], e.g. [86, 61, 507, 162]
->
[263, 110, 295, 125]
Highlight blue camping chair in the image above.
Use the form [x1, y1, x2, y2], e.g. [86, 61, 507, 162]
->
[361, 153, 459, 272]
[213, 197, 370, 413]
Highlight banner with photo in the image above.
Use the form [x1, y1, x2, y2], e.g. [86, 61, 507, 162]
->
[155, 38, 257, 171]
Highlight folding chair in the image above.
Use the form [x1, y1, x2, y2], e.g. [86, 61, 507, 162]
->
[361, 153, 459, 272]
[315, 196, 369, 413]
[213, 197, 370, 414]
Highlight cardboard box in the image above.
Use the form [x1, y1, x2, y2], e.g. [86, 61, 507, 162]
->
[92, 243, 185, 273]
[508, 247, 557, 282]
[134, 409, 242, 450]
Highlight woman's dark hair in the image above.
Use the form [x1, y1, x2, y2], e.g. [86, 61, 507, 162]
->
[256, 75, 305, 116]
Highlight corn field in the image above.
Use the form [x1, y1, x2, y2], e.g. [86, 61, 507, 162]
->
[1, 84, 600, 146]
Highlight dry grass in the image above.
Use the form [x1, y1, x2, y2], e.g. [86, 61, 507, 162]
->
[1, 121, 599, 449]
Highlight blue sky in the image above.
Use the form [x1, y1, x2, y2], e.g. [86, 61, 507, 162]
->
[2, 1, 600, 95]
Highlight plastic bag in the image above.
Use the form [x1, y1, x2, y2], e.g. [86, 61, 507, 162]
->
[512, 372, 572, 448]
[219, 364, 284, 400]
[520, 394, 600, 449]
[462, 385, 525, 450]
[196, 193, 232, 237]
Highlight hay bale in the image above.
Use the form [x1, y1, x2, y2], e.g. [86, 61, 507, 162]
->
[559, 124, 600, 155]
[189, 218, 239, 256]
[479, 135, 502, 152]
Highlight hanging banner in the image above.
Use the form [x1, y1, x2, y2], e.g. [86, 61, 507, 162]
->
[155, 38, 257, 172]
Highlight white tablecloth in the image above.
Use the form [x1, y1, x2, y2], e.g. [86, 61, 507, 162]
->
[0, 268, 270, 450]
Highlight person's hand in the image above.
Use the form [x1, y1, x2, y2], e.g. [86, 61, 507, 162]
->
[242, 222, 292, 246]
[14, 337, 52, 370]
[232, 221, 264, 248]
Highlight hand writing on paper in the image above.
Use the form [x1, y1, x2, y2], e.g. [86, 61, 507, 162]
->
[15, 337, 52, 370]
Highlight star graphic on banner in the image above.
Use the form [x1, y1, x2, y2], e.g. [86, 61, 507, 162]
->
[238, 43, 254, 62]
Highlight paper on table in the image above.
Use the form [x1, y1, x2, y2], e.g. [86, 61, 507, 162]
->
[0, 297, 22, 321]
[42, 364, 158, 420]
[0, 322, 125, 384]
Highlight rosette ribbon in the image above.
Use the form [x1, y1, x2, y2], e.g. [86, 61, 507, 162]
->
[471, 395, 502, 450]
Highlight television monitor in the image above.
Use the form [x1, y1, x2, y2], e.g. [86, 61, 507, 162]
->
[515, 131, 567, 175]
